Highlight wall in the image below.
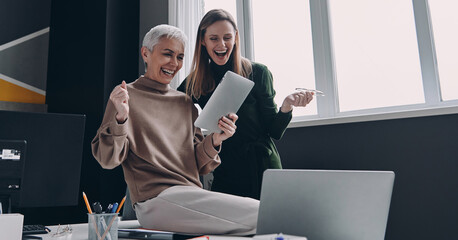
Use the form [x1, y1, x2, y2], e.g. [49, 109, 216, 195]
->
[45, 0, 167, 225]
[2, 0, 168, 225]
[138, 0, 169, 75]
[0, 0, 51, 111]
[275, 113, 458, 240]
[5, 0, 156, 225]
[18, 0, 111, 225]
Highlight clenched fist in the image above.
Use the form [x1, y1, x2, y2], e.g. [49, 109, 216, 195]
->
[110, 80, 130, 123]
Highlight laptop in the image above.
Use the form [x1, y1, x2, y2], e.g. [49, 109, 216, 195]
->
[256, 169, 395, 240]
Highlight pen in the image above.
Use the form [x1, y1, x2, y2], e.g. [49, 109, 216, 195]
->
[275, 233, 284, 240]
[295, 88, 325, 96]
[82, 192, 93, 214]
[92, 202, 103, 214]
[106, 203, 113, 214]
[111, 202, 118, 213]
[116, 196, 127, 213]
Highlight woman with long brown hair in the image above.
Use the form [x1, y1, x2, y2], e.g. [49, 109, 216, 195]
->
[178, 9, 314, 199]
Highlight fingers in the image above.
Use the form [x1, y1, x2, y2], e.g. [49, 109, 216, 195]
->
[297, 92, 307, 106]
[289, 91, 314, 107]
[288, 92, 303, 106]
[109, 82, 130, 121]
[305, 91, 314, 104]
[111, 89, 130, 102]
[218, 115, 237, 135]
[226, 113, 239, 123]
[212, 114, 238, 146]
[299, 92, 313, 105]
[110, 82, 130, 104]
[215, 115, 237, 139]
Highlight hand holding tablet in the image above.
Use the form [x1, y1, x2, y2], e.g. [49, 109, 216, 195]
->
[194, 71, 254, 133]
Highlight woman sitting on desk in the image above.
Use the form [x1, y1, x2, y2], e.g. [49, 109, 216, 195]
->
[91, 24, 258, 235]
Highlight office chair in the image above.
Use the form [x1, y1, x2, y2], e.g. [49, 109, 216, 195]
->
[121, 189, 137, 220]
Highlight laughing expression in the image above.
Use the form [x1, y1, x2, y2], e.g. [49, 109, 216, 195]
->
[142, 37, 184, 84]
[202, 20, 236, 66]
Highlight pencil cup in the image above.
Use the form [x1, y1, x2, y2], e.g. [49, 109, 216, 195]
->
[88, 213, 119, 240]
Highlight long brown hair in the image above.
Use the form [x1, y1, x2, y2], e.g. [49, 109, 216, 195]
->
[186, 9, 252, 99]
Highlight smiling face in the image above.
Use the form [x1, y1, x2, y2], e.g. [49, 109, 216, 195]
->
[141, 37, 184, 84]
[202, 20, 237, 66]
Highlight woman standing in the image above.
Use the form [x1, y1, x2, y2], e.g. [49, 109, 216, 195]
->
[178, 9, 314, 199]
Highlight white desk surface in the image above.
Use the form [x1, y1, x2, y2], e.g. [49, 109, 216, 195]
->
[28, 220, 250, 240]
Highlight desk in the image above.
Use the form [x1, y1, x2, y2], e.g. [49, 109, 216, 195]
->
[28, 220, 140, 240]
[28, 220, 249, 240]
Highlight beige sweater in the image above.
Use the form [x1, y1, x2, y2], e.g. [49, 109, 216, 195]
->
[91, 76, 221, 204]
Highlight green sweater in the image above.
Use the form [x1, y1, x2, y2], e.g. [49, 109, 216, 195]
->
[178, 61, 292, 199]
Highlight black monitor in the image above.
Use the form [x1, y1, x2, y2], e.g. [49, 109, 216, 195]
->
[0, 139, 26, 213]
[0, 110, 85, 210]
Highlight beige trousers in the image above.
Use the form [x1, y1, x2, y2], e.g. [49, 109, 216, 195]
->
[134, 185, 259, 236]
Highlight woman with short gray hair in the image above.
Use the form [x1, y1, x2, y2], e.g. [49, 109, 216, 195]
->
[92, 24, 259, 235]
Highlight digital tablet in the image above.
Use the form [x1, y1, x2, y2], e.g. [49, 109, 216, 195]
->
[194, 71, 254, 133]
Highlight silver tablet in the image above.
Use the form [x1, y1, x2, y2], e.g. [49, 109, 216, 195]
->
[194, 71, 254, 133]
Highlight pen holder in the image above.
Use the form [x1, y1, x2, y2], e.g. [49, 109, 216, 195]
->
[88, 213, 119, 240]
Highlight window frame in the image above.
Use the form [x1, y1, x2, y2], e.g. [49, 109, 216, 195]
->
[181, 0, 458, 128]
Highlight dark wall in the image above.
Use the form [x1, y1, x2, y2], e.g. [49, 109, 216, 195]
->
[15, 0, 140, 225]
[275, 113, 458, 240]
[15, 0, 168, 225]
[0, 0, 51, 110]
[100, 0, 140, 215]
[138, 0, 169, 74]
[0, 0, 50, 45]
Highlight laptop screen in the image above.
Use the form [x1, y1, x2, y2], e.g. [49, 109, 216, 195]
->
[257, 169, 394, 240]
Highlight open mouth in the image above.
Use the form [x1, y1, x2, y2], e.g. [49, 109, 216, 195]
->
[161, 68, 175, 76]
[214, 50, 227, 57]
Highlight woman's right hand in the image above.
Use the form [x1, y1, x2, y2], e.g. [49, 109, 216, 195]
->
[212, 113, 238, 147]
[109, 80, 130, 123]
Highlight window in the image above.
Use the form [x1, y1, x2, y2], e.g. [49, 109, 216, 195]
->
[252, 0, 316, 116]
[178, 0, 458, 127]
[328, 0, 424, 112]
[203, 0, 237, 22]
[428, 0, 458, 101]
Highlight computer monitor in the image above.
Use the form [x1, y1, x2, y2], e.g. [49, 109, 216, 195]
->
[0, 140, 26, 213]
[0, 110, 85, 210]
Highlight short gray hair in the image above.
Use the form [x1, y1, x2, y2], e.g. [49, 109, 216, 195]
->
[142, 24, 187, 51]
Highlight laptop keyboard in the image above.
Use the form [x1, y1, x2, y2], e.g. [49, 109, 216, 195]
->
[23, 224, 50, 235]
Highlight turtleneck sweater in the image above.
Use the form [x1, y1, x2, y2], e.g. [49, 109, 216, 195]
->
[92, 76, 221, 204]
[210, 59, 233, 84]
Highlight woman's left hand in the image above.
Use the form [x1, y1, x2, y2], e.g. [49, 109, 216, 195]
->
[212, 113, 238, 147]
[280, 91, 314, 113]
